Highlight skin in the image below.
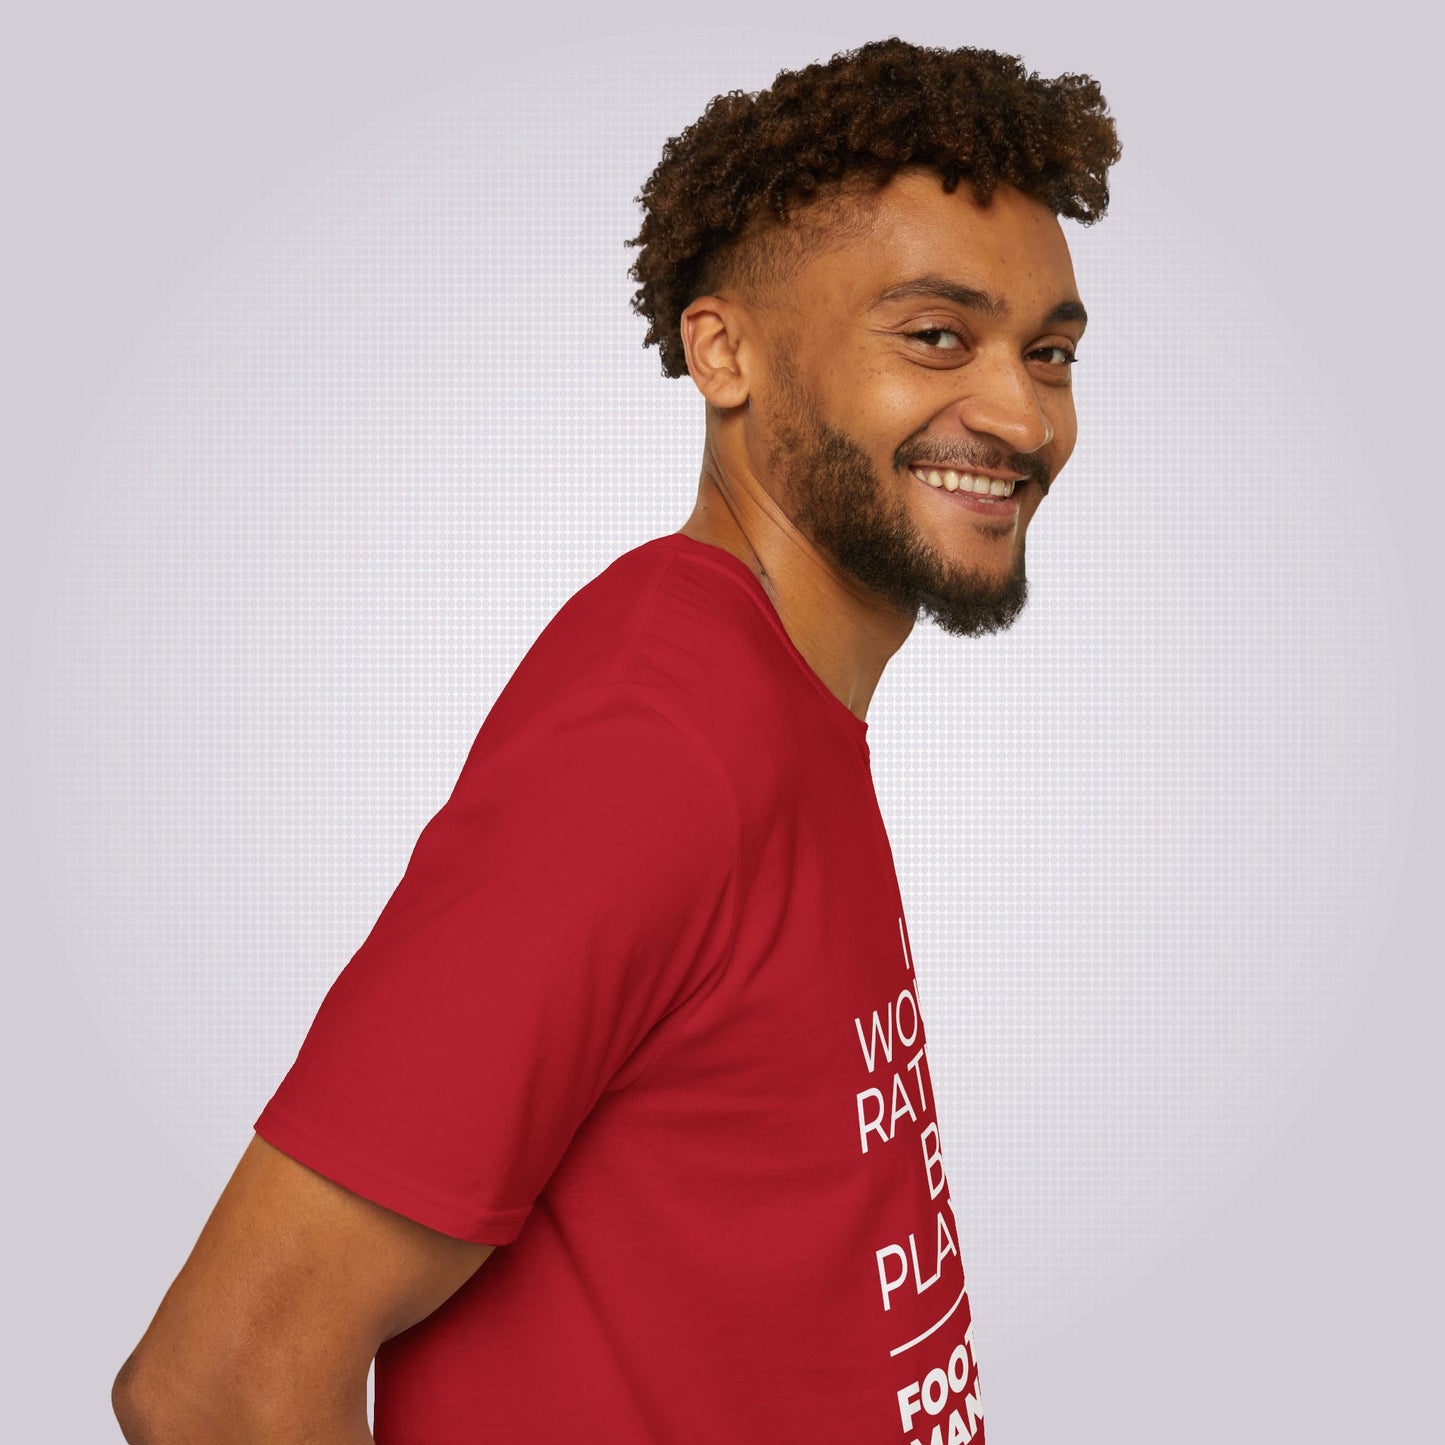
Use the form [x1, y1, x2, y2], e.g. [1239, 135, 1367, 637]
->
[679, 166, 1087, 721]
[112, 1135, 495, 1441]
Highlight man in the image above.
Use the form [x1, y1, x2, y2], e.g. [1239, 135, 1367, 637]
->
[113, 36, 1120, 1445]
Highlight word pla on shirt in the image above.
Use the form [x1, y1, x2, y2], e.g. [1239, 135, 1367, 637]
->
[851, 917, 986, 1445]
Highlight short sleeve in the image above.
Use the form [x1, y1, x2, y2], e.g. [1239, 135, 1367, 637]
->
[253, 682, 739, 1245]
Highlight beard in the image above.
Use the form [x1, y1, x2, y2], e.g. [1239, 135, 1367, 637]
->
[764, 358, 1031, 639]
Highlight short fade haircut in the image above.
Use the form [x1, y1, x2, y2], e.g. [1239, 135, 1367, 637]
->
[626, 36, 1124, 379]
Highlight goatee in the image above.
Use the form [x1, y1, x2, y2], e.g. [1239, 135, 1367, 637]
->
[766, 361, 1030, 638]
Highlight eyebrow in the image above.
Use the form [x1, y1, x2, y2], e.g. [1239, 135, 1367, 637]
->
[871, 273, 1088, 330]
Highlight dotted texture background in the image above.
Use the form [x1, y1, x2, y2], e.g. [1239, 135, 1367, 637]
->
[3, 4, 1441, 1443]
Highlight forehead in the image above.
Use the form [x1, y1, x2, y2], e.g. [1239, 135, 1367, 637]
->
[805, 167, 1078, 314]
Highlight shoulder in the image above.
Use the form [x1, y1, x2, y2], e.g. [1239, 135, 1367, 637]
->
[487, 537, 795, 746]
[454, 536, 831, 855]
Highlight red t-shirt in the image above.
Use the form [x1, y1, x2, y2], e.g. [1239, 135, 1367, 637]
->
[254, 531, 986, 1444]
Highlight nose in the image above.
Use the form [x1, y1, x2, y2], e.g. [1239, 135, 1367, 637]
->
[954, 355, 1054, 455]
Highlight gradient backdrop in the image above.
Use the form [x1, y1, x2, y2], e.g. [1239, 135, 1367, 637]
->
[3, 3, 1441, 1442]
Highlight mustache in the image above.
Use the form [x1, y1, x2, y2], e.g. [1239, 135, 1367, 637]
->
[899, 449, 1050, 492]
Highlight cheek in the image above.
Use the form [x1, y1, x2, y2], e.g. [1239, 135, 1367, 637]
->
[846, 379, 945, 464]
[807, 362, 912, 455]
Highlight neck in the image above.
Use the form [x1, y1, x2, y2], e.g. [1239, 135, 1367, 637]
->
[677, 438, 913, 724]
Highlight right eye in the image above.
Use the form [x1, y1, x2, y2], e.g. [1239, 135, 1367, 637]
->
[907, 329, 966, 351]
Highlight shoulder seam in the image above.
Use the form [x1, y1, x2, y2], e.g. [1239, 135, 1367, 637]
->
[603, 548, 680, 688]
[619, 686, 744, 986]
[486, 674, 743, 993]
[596, 684, 745, 1096]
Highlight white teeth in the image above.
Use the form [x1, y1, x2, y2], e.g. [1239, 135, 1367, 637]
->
[911, 466, 1016, 498]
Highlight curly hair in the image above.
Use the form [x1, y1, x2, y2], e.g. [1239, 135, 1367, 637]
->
[626, 37, 1123, 379]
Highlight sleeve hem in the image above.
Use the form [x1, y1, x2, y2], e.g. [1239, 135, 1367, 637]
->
[253, 1103, 529, 1246]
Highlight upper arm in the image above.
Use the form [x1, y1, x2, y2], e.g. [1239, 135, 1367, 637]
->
[115, 1132, 496, 1436]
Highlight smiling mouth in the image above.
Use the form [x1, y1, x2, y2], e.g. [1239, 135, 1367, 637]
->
[907, 465, 1020, 498]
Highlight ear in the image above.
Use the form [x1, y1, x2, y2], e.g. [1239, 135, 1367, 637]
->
[679, 296, 751, 410]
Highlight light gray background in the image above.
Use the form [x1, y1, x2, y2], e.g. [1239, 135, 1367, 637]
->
[3, 2, 1441, 1442]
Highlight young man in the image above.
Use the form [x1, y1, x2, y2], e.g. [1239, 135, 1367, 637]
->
[113, 36, 1120, 1445]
